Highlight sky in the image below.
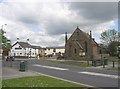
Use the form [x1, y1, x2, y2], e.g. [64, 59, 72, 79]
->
[0, 0, 118, 47]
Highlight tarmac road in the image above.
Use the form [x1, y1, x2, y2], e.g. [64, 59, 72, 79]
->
[2, 59, 119, 88]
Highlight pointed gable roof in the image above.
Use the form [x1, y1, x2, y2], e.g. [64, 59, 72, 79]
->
[68, 26, 98, 45]
[12, 41, 42, 49]
[12, 41, 31, 48]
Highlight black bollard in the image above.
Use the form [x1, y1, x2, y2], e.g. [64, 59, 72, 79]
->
[92, 60, 94, 66]
[94, 60, 96, 67]
[87, 60, 89, 66]
[113, 61, 115, 68]
[103, 63, 105, 68]
[103, 59, 105, 68]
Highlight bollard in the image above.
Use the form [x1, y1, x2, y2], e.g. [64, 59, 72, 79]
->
[102, 59, 105, 68]
[87, 60, 89, 66]
[103, 62, 105, 68]
[112, 61, 115, 68]
[92, 60, 94, 66]
[94, 60, 96, 67]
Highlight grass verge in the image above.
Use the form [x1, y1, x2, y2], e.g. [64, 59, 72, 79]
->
[2, 76, 84, 87]
[107, 67, 120, 71]
[48, 60, 92, 67]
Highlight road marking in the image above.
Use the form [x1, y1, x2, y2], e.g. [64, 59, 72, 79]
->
[30, 71, 94, 87]
[79, 71, 119, 79]
[32, 64, 68, 70]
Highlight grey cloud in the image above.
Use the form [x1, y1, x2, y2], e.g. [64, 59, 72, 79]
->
[1, 2, 118, 46]
[44, 2, 118, 35]
[68, 2, 117, 22]
[19, 16, 39, 25]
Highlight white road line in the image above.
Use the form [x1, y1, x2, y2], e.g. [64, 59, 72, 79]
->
[79, 71, 119, 79]
[30, 71, 94, 87]
[32, 64, 68, 70]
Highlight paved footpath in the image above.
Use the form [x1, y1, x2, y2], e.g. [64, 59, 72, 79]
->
[2, 67, 40, 80]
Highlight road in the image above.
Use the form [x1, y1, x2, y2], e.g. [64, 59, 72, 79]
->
[2, 59, 119, 88]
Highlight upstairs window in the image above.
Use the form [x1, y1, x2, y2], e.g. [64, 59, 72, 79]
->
[53, 48, 56, 52]
[15, 48, 22, 50]
[74, 48, 77, 54]
[85, 41, 88, 52]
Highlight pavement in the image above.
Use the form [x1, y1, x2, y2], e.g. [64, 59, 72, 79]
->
[2, 67, 40, 80]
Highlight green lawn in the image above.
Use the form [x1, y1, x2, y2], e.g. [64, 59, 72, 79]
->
[107, 67, 120, 71]
[2, 76, 84, 87]
[48, 60, 92, 67]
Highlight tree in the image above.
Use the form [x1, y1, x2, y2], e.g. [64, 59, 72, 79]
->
[0, 29, 11, 56]
[100, 29, 118, 45]
[108, 41, 120, 56]
[100, 29, 120, 56]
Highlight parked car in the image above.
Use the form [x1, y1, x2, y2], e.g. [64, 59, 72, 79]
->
[57, 56, 64, 60]
[6, 56, 15, 61]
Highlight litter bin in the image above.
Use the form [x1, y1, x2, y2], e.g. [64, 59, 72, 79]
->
[103, 57, 108, 65]
[19, 61, 26, 72]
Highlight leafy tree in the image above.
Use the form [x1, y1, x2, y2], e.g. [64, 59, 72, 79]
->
[100, 29, 120, 56]
[0, 29, 11, 53]
[108, 41, 120, 56]
[100, 29, 118, 45]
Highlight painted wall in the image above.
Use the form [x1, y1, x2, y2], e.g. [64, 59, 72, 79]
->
[45, 48, 65, 56]
[10, 43, 43, 58]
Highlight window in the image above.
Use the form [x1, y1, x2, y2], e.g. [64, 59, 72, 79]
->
[14, 53, 16, 56]
[53, 48, 56, 52]
[48, 48, 50, 50]
[15, 48, 22, 49]
[85, 41, 88, 52]
[74, 48, 77, 54]
[20, 53, 22, 55]
[69, 43, 72, 48]
[77, 31, 79, 35]
[100, 50, 102, 54]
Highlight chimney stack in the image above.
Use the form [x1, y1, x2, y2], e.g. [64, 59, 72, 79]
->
[65, 32, 68, 44]
[27, 38, 29, 43]
[17, 38, 19, 42]
[90, 30, 92, 39]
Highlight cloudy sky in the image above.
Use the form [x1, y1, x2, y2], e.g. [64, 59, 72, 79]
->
[0, 0, 118, 47]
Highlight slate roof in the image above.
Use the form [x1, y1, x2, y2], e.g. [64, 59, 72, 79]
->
[12, 41, 42, 49]
[45, 46, 65, 49]
[19, 42, 31, 48]
[69, 27, 98, 46]
[76, 41, 83, 49]
[31, 45, 42, 49]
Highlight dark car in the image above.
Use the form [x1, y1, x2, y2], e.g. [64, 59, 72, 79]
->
[6, 56, 15, 61]
[57, 56, 64, 60]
